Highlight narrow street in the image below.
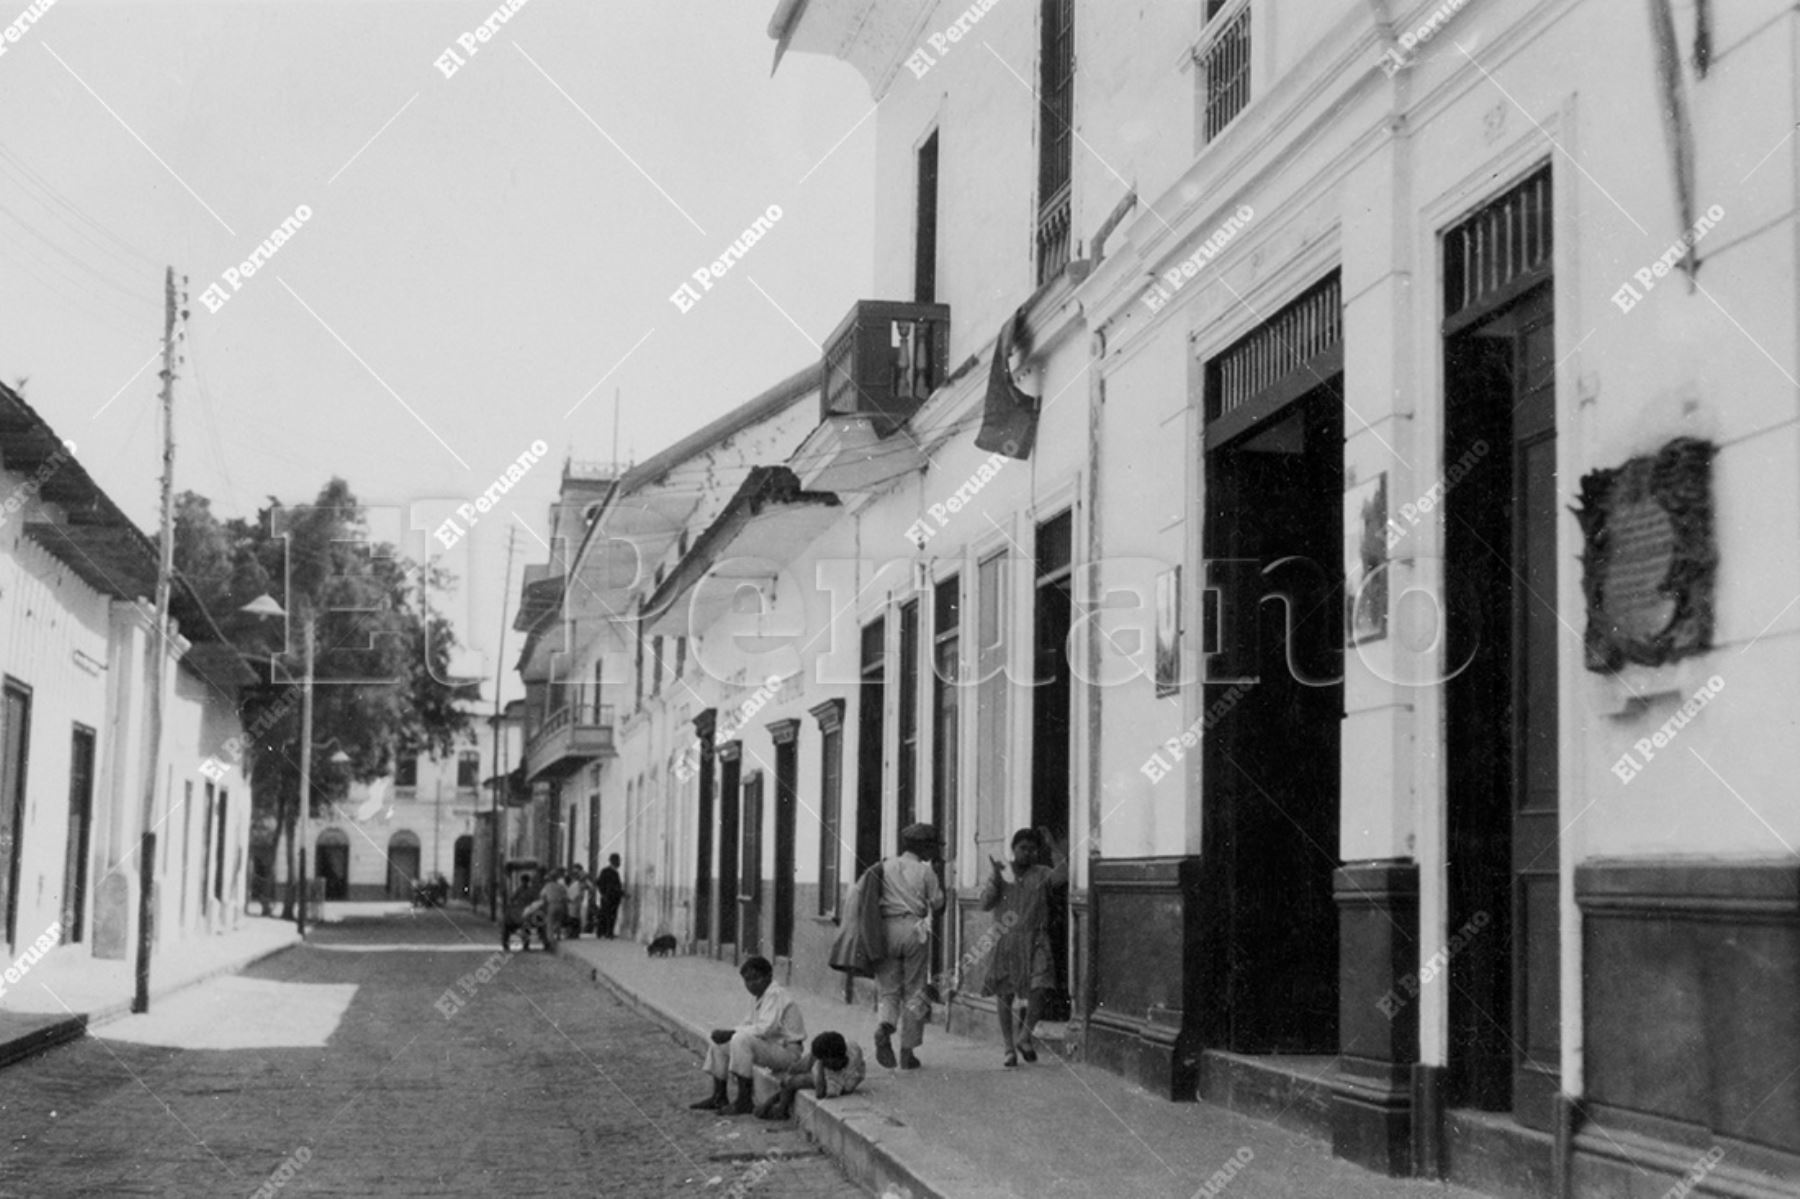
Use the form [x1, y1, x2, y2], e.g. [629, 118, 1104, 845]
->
[0, 910, 863, 1198]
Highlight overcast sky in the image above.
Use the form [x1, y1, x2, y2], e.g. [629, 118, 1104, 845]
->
[0, 0, 873, 693]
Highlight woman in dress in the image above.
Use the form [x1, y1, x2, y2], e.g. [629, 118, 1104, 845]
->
[980, 826, 1067, 1067]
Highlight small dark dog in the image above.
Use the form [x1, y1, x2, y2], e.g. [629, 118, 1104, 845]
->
[646, 934, 678, 958]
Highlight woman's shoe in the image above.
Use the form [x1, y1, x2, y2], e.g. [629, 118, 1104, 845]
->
[1002, 1051, 1018, 1068]
[1017, 1033, 1038, 1064]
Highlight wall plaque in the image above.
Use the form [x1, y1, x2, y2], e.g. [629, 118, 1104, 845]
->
[1574, 437, 1716, 672]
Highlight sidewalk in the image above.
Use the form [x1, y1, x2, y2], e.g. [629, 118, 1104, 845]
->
[0, 916, 299, 1068]
[557, 937, 1495, 1199]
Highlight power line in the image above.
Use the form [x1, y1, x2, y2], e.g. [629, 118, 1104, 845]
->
[0, 141, 161, 271]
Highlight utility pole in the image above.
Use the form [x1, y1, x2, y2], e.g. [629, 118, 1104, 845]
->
[489, 526, 517, 921]
[296, 616, 314, 937]
[133, 267, 180, 1014]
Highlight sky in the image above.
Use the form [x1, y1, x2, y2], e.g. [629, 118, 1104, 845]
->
[0, 0, 874, 696]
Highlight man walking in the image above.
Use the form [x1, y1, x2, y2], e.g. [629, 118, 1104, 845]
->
[873, 823, 945, 1070]
[689, 956, 806, 1116]
[597, 853, 624, 939]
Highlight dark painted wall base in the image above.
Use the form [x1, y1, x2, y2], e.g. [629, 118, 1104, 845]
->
[1330, 861, 1419, 1176]
[1085, 1011, 1199, 1101]
[1576, 858, 1800, 1197]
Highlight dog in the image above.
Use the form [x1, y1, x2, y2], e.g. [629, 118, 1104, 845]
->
[646, 934, 678, 958]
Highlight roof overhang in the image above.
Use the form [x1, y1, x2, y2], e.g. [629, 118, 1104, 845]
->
[512, 565, 563, 633]
[790, 414, 927, 496]
[2, 385, 249, 687]
[767, 0, 936, 94]
[643, 466, 839, 639]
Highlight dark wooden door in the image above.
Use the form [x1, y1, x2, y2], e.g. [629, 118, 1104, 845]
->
[1201, 385, 1344, 1054]
[1033, 511, 1075, 1022]
[1445, 283, 1559, 1128]
[0, 684, 30, 946]
[738, 771, 763, 958]
[855, 620, 885, 879]
[717, 753, 741, 946]
[62, 725, 95, 942]
[773, 738, 797, 958]
[318, 836, 350, 900]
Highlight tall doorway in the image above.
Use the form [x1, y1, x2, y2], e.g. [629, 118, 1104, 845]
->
[453, 835, 472, 900]
[61, 725, 95, 942]
[1200, 275, 1344, 1054]
[386, 831, 421, 899]
[738, 770, 764, 958]
[0, 682, 30, 946]
[854, 619, 886, 879]
[716, 745, 742, 947]
[1032, 510, 1075, 1021]
[317, 829, 350, 900]
[771, 724, 798, 959]
[1442, 165, 1559, 1130]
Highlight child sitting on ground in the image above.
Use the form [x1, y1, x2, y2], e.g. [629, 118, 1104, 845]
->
[755, 1031, 865, 1120]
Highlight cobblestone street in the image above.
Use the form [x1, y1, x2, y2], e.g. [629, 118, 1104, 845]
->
[0, 910, 864, 1198]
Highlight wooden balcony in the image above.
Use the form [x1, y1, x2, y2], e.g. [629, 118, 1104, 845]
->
[524, 702, 616, 783]
[820, 300, 951, 436]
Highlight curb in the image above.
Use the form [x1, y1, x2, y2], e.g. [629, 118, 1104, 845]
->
[0, 931, 302, 1072]
[0, 1015, 86, 1070]
[573, 952, 1014, 1199]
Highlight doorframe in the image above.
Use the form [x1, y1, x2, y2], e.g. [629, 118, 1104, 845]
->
[62, 723, 96, 944]
[0, 679, 31, 947]
[1416, 133, 1586, 1123]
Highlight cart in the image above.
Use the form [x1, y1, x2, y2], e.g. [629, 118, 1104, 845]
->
[499, 859, 548, 951]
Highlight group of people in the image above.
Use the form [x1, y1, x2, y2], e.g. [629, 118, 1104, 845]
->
[506, 854, 627, 949]
[872, 821, 1068, 1070]
[684, 820, 1067, 1123]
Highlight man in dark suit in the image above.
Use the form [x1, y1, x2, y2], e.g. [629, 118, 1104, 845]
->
[597, 854, 624, 938]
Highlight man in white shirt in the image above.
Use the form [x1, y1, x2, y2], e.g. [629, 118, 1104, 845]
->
[690, 956, 806, 1115]
[874, 823, 946, 1070]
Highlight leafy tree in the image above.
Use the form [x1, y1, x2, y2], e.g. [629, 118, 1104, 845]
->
[176, 478, 471, 916]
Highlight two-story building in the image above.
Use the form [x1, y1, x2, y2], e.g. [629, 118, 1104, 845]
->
[643, 1, 1791, 1195]
[298, 694, 506, 904]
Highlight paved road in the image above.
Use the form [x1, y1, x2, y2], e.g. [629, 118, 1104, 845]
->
[0, 909, 864, 1198]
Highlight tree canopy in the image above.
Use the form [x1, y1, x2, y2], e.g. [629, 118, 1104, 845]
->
[175, 478, 473, 906]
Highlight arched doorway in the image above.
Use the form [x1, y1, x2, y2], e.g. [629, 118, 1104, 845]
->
[386, 830, 421, 899]
[452, 835, 472, 901]
[316, 829, 350, 901]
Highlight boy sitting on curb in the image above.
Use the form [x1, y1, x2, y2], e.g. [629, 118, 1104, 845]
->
[755, 1031, 865, 1120]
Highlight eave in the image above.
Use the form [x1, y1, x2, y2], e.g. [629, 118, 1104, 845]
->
[643, 466, 839, 640]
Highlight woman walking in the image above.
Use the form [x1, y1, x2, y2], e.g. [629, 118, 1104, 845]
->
[980, 826, 1067, 1067]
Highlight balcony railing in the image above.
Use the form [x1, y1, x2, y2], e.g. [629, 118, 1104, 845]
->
[1036, 183, 1072, 286]
[1198, 1, 1251, 144]
[820, 300, 952, 434]
[524, 701, 616, 782]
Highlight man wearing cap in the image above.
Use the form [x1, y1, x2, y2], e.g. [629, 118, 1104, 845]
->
[874, 823, 946, 1070]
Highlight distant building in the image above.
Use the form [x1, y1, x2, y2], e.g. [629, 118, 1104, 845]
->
[283, 696, 513, 903]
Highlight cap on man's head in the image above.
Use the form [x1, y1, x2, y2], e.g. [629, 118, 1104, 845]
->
[900, 822, 940, 849]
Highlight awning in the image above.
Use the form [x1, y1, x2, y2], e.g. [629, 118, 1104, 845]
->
[511, 564, 564, 633]
[642, 466, 839, 639]
[974, 308, 1039, 460]
[790, 413, 927, 495]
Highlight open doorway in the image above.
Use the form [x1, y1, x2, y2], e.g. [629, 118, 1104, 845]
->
[1444, 280, 1559, 1128]
[1201, 380, 1344, 1053]
[1032, 510, 1075, 1021]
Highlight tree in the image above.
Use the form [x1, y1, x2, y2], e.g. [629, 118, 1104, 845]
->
[175, 479, 471, 917]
